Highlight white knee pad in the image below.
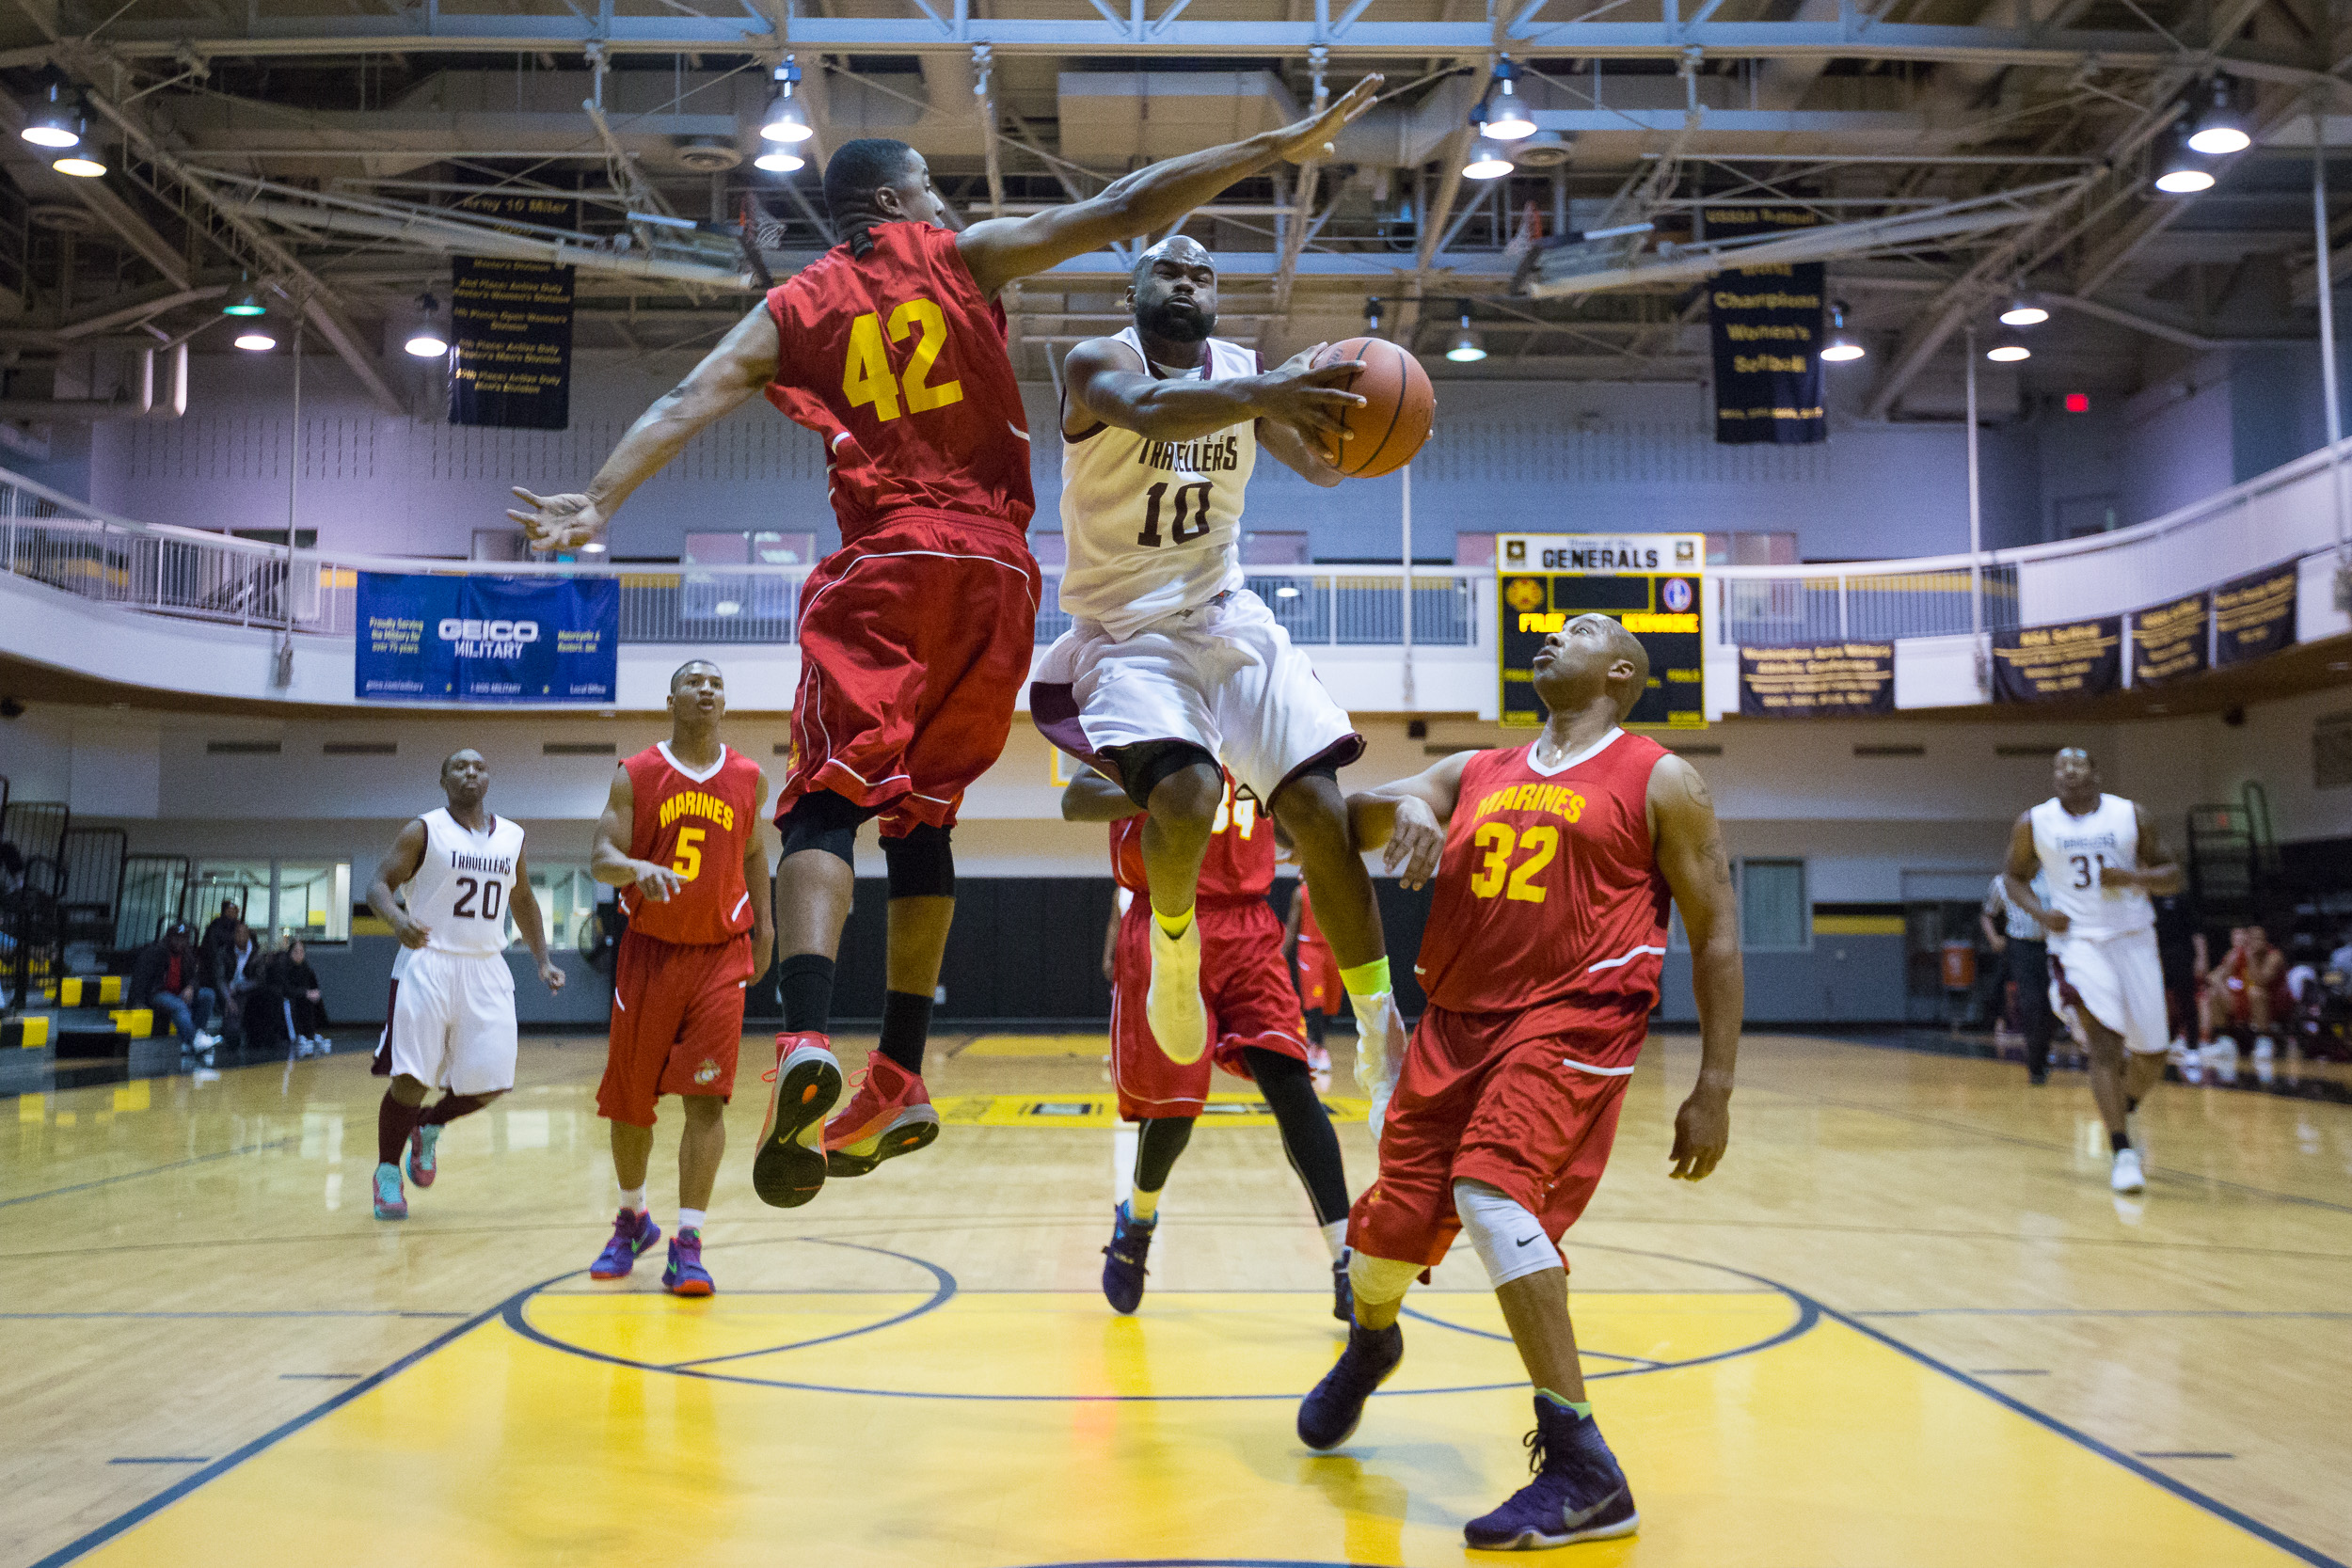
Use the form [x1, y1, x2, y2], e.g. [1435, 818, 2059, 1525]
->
[1454, 1179, 1563, 1289]
[1348, 1250, 1422, 1307]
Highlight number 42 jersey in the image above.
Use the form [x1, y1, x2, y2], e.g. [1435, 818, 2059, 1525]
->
[620, 742, 762, 947]
[1414, 730, 1675, 1021]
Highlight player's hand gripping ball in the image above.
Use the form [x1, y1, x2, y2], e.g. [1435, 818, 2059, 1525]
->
[1310, 338, 1435, 479]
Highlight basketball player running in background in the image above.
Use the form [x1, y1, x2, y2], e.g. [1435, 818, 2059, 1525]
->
[509, 82, 1381, 1201]
[1032, 234, 1402, 1107]
[586, 661, 790, 1296]
[2001, 747, 2184, 1196]
[1295, 615, 1742, 1552]
[365, 750, 564, 1222]
[1063, 768, 1354, 1320]
[1281, 881, 1340, 1079]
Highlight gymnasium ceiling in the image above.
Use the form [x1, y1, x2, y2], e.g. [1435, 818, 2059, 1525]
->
[0, 0, 2347, 419]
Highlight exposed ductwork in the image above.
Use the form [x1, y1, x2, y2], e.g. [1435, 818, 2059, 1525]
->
[0, 343, 189, 422]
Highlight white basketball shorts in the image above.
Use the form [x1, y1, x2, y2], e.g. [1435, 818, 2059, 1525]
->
[2049, 927, 2169, 1055]
[386, 945, 520, 1093]
[1031, 587, 1360, 803]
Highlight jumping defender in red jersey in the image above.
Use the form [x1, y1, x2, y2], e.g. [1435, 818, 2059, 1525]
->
[1063, 768, 1354, 1322]
[585, 660, 786, 1295]
[509, 81, 1382, 1208]
[1295, 614, 1744, 1553]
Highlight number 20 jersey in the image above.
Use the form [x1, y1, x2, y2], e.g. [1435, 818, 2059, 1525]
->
[1414, 731, 1674, 1021]
[762, 222, 1035, 547]
[619, 742, 762, 947]
[1058, 327, 1256, 640]
[404, 808, 528, 957]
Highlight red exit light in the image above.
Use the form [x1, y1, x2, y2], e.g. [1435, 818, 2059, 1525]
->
[2064, 392, 2090, 413]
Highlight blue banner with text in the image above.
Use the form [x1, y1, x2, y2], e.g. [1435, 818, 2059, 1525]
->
[355, 573, 618, 704]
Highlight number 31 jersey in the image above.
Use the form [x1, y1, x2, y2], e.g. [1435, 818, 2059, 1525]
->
[762, 222, 1034, 547]
[2028, 792, 2153, 944]
[405, 809, 528, 957]
[620, 742, 762, 947]
[1414, 730, 1674, 1022]
[1058, 328, 1256, 640]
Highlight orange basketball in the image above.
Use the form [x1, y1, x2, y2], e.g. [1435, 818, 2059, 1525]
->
[1312, 337, 1435, 479]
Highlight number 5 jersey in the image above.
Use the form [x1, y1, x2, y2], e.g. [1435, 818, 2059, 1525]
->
[1414, 729, 1676, 1022]
[619, 742, 762, 947]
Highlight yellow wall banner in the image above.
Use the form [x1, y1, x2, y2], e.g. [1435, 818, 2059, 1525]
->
[1738, 641, 1894, 717]
[2129, 592, 2209, 689]
[2214, 563, 2297, 667]
[1992, 617, 2122, 703]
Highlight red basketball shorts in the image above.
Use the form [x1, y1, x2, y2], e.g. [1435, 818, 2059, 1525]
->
[596, 929, 754, 1128]
[782, 510, 1041, 837]
[1349, 999, 1645, 1269]
[1295, 935, 1343, 1014]
[1110, 898, 1310, 1120]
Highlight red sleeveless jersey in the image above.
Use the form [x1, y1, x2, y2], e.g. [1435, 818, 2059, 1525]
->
[620, 742, 762, 945]
[1415, 732, 1673, 1021]
[763, 223, 1034, 546]
[1110, 780, 1275, 906]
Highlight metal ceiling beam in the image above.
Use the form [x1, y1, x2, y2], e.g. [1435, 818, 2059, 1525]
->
[0, 92, 191, 289]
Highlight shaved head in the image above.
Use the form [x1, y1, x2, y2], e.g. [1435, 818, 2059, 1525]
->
[1131, 234, 1215, 288]
[1602, 617, 1652, 720]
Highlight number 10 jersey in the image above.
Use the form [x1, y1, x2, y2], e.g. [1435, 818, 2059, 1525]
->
[404, 808, 528, 957]
[1058, 328, 1257, 640]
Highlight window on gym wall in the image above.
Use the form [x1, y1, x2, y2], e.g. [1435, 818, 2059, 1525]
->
[191, 863, 352, 943]
[191, 863, 271, 934]
[1739, 860, 1810, 950]
[518, 865, 597, 952]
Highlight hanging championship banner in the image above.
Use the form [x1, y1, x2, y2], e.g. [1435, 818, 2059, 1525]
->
[356, 572, 617, 704]
[1497, 533, 1707, 730]
[1739, 641, 1894, 718]
[449, 241, 575, 430]
[2214, 562, 2297, 667]
[2130, 592, 2209, 689]
[1992, 617, 2122, 703]
[1707, 207, 1826, 447]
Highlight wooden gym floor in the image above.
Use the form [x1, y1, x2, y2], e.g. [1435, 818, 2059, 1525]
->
[3, 1029, 2347, 1568]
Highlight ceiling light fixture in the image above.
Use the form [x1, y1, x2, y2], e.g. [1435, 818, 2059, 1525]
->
[20, 83, 78, 150]
[2154, 126, 2216, 194]
[233, 329, 277, 352]
[1998, 296, 2048, 326]
[1446, 308, 1486, 362]
[1482, 57, 1536, 141]
[1985, 340, 2031, 363]
[404, 291, 448, 357]
[1462, 136, 1515, 180]
[223, 276, 266, 317]
[1820, 300, 1865, 362]
[760, 56, 813, 144]
[753, 148, 805, 173]
[50, 147, 105, 179]
[2185, 75, 2250, 155]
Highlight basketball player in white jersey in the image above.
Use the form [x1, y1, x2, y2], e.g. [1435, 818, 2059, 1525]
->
[364, 749, 564, 1221]
[1031, 235, 1404, 1093]
[2000, 747, 2182, 1195]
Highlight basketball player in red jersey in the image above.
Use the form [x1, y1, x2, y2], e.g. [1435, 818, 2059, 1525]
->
[1295, 615, 1744, 1552]
[1281, 882, 1343, 1077]
[510, 80, 1381, 1204]
[585, 660, 796, 1296]
[1063, 768, 1354, 1320]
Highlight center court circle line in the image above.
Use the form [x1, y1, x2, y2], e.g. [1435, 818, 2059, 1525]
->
[502, 1237, 1820, 1402]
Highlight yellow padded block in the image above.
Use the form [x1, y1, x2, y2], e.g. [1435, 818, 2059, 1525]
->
[9, 1015, 49, 1048]
[58, 977, 83, 1006]
[109, 1008, 153, 1039]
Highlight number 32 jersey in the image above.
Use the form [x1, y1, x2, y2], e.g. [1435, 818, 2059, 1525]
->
[1415, 730, 1674, 1022]
[1058, 328, 1256, 640]
[405, 809, 528, 957]
[620, 742, 762, 947]
[762, 222, 1034, 547]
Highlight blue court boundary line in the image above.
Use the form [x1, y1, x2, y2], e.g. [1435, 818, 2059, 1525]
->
[662, 1239, 957, 1370]
[1400, 1306, 1666, 1368]
[0, 1136, 297, 1210]
[1856, 1307, 2352, 1320]
[3, 1309, 468, 1321]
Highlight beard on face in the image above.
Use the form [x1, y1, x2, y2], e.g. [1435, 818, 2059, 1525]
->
[1140, 293, 1216, 343]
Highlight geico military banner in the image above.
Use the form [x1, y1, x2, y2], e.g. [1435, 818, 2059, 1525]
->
[1738, 641, 1894, 717]
[1707, 207, 1826, 447]
[355, 572, 618, 704]
[2129, 592, 2209, 688]
[1992, 616, 2122, 704]
[2214, 562, 2298, 667]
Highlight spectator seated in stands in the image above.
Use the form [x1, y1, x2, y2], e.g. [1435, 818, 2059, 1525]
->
[266, 938, 332, 1058]
[209, 920, 265, 1047]
[2202, 923, 2292, 1065]
[199, 898, 243, 957]
[129, 921, 219, 1065]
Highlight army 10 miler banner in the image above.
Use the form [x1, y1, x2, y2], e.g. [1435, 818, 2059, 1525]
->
[2130, 592, 2209, 688]
[356, 573, 617, 704]
[1993, 616, 2122, 704]
[1739, 641, 1894, 717]
[2214, 562, 2298, 667]
[1707, 207, 1826, 446]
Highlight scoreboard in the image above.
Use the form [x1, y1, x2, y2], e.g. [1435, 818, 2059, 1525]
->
[1496, 532, 1708, 730]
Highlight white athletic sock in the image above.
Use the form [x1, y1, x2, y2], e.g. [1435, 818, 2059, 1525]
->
[618, 1186, 648, 1214]
[677, 1208, 707, 1234]
[1129, 1186, 1162, 1223]
[1321, 1219, 1349, 1259]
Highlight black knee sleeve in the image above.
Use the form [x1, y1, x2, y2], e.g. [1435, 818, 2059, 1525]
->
[882, 822, 955, 899]
[1244, 1046, 1351, 1227]
[778, 790, 872, 865]
[1104, 740, 1220, 813]
[1134, 1116, 1196, 1194]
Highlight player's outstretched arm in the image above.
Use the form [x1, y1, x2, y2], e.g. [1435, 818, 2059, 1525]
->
[956, 76, 1381, 298]
[1064, 335, 1365, 451]
[506, 304, 781, 553]
[590, 765, 688, 902]
[746, 769, 775, 979]
[1061, 770, 1144, 823]
[510, 846, 565, 993]
[366, 819, 432, 950]
[2000, 814, 2063, 933]
[2106, 803, 2185, 896]
[1651, 754, 1742, 1182]
[1345, 751, 1471, 891]
[1257, 409, 1347, 488]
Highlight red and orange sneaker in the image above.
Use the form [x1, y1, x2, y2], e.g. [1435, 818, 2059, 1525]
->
[751, 1033, 844, 1210]
[823, 1052, 941, 1178]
